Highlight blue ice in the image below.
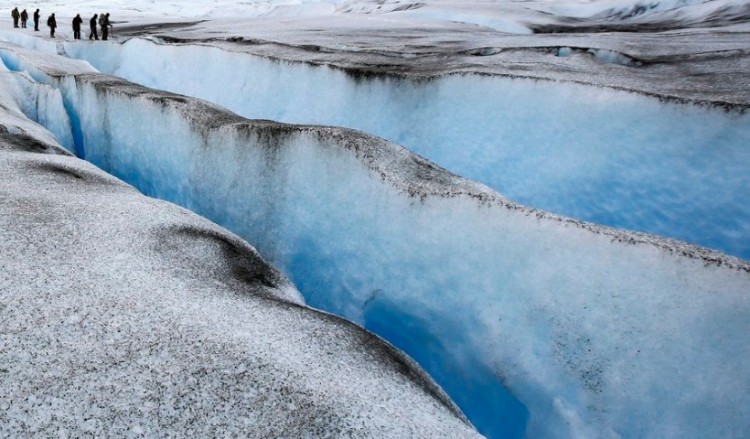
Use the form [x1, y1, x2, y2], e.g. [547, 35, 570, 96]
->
[1, 41, 749, 439]
[58, 38, 750, 261]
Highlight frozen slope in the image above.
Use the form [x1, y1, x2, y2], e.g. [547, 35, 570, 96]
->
[2, 44, 748, 439]
[0, 82, 480, 437]
[28, 36, 748, 261]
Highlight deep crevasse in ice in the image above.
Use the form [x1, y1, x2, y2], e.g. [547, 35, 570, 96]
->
[42, 36, 750, 261]
[0, 73, 485, 439]
[0, 41, 749, 439]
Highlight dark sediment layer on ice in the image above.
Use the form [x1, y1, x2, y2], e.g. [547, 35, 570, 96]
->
[75, 72, 750, 272]
[111, 18, 750, 110]
[2, 39, 749, 438]
[0, 122, 480, 436]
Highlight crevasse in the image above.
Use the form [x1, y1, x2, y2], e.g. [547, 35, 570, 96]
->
[53, 36, 750, 261]
[1, 43, 749, 439]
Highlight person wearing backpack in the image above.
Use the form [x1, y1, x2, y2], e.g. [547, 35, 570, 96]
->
[101, 13, 112, 40]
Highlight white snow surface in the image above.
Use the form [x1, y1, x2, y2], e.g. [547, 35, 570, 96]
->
[10, 0, 750, 32]
[1, 1, 749, 439]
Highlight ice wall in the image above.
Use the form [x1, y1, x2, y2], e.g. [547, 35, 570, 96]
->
[2, 41, 749, 438]
[59, 38, 750, 260]
[31, 69, 750, 438]
[0, 56, 74, 153]
[0, 103, 482, 439]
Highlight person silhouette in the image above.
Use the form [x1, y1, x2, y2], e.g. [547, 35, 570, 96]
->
[89, 14, 98, 40]
[46, 13, 56, 38]
[72, 14, 82, 39]
[11, 7, 19, 28]
[20, 9, 27, 28]
[101, 13, 111, 40]
[33, 9, 40, 31]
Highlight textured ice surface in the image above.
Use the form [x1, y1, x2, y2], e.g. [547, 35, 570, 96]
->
[0, 97, 480, 437]
[47, 37, 750, 260]
[0, 59, 73, 153]
[2, 44, 747, 438]
[4, 1, 749, 263]
[12, 0, 750, 33]
[1, 1, 749, 437]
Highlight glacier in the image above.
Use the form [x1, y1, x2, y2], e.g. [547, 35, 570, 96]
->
[4, 18, 748, 260]
[0, 63, 480, 438]
[1, 0, 750, 438]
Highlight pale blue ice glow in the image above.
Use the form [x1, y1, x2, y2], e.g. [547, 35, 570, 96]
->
[61, 38, 750, 260]
[1, 43, 749, 439]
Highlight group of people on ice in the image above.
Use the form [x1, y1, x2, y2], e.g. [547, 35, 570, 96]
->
[10, 7, 38, 31]
[11, 7, 112, 40]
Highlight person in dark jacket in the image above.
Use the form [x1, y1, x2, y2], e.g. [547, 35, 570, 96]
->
[72, 14, 82, 39]
[33, 9, 40, 31]
[46, 13, 56, 38]
[101, 13, 111, 40]
[19, 9, 27, 28]
[88, 14, 98, 40]
[11, 8, 19, 28]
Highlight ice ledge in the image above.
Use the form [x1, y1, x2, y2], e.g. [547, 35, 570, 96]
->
[73, 71, 750, 273]
[0, 124, 480, 437]
[3, 41, 749, 438]
[114, 25, 750, 110]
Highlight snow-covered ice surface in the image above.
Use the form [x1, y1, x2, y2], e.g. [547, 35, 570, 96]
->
[1, 1, 749, 438]
[0, 84, 480, 436]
